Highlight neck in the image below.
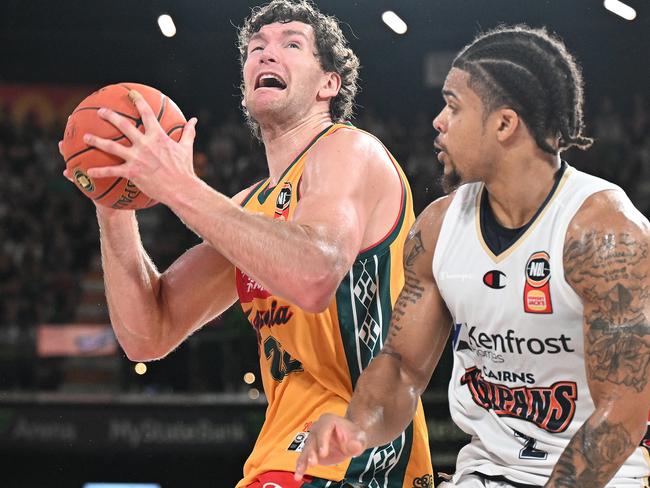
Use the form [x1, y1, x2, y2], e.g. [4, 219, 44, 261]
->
[260, 111, 333, 184]
[484, 149, 562, 229]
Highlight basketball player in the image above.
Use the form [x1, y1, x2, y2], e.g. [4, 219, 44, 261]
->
[295, 26, 650, 487]
[67, 1, 432, 486]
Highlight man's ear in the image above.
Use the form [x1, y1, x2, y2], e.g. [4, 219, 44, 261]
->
[494, 108, 520, 143]
[317, 72, 342, 100]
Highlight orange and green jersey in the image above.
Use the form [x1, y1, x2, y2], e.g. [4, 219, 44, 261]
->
[235, 124, 433, 487]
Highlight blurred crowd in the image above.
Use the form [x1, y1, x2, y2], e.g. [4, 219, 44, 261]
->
[0, 93, 648, 393]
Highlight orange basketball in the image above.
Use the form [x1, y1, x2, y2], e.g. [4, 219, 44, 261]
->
[61, 82, 186, 210]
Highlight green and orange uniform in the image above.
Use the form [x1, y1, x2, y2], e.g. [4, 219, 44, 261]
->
[236, 124, 433, 488]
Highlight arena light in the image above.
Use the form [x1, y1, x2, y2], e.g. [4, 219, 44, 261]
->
[381, 11, 408, 35]
[603, 0, 637, 20]
[134, 362, 147, 375]
[157, 14, 177, 37]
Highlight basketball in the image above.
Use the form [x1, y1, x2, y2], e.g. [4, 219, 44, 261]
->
[61, 82, 186, 210]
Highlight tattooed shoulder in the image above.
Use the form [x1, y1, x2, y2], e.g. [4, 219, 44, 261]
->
[405, 230, 426, 268]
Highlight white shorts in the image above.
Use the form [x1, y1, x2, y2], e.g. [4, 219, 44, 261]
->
[438, 472, 649, 488]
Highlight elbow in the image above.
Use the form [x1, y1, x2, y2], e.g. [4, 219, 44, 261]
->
[122, 347, 159, 363]
[120, 342, 168, 363]
[290, 272, 341, 313]
[113, 323, 171, 362]
[286, 241, 350, 312]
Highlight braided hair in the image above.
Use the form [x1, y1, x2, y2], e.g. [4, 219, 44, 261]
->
[453, 25, 593, 153]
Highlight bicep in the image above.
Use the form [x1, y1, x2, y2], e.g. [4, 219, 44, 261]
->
[564, 198, 650, 419]
[290, 130, 396, 273]
[161, 242, 238, 337]
[156, 185, 254, 346]
[383, 225, 452, 392]
[291, 188, 364, 266]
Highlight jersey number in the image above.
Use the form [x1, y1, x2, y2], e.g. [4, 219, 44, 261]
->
[264, 337, 303, 382]
[514, 430, 548, 460]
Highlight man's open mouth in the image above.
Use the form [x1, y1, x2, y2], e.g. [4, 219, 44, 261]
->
[255, 73, 287, 90]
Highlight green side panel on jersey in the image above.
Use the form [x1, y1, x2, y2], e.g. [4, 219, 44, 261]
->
[343, 422, 414, 487]
[335, 249, 393, 386]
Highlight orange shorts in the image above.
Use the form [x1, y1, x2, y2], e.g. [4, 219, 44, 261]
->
[246, 470, 314, 488]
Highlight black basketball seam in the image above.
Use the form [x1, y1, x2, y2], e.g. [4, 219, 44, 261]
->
[64, 133, 130, 164]
[157, 95, 167, 121]
[93, 177, 124, 201]
[166, 124, 184, 135]
[71, 107, 140, 123]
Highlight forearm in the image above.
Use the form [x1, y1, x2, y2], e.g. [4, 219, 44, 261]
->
[168, 177, 343, 309]
[345, 353, 422, 447]
[98, 209, 164, 354]
[545, 410, 643, 487]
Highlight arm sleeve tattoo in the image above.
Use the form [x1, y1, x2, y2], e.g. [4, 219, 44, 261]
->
[547, 230, 650, 487]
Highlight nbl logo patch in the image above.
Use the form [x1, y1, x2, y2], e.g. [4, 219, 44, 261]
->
[274, 182, 292, 220]
[287, 431, 309, 452]
[524, 251, 553, 314]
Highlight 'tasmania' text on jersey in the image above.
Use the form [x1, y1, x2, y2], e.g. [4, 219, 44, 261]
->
[235, 124, 432, 488]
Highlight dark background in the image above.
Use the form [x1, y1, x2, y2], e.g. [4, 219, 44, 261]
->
[2, 0, 649, 121]
[0, 1, 648, 486]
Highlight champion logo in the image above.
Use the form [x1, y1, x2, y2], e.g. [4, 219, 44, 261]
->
[483, 270, 506, 289]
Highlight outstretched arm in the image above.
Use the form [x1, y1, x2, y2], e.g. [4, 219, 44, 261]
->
[84, 93, 398, 313]
[546, 190, 650, 487]
[295, 196, 454, 477]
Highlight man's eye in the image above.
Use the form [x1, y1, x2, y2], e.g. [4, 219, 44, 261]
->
[287, 42, 300, 49]
[250, 46, 263, 53]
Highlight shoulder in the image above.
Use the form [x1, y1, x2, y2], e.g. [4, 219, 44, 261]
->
[400, 193, 457, 278]
[411, 192, 457, 249]
[566, 188, 649, 244]
[304, 127, 394, 180]
[564, 188, 649, 290]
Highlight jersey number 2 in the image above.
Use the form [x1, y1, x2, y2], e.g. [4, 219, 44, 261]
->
[264, 336, 303, 382]
[514, 430, 548, 460]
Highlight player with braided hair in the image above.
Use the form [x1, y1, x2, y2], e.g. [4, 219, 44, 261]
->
[296, 25, 650, 488]
[451, 25, 592, 155]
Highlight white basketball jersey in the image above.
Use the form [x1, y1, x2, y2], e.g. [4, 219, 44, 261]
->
[433, 165, 650, 486]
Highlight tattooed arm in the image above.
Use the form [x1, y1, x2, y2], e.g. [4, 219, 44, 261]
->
[294, 196, 454, 477]
[546, 190, 650, 488]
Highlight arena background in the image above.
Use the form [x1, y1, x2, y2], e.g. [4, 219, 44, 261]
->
[1, 0, 648, 486]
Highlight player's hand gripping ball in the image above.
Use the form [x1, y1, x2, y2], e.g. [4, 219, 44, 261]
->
[61, 82, 186, 210]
